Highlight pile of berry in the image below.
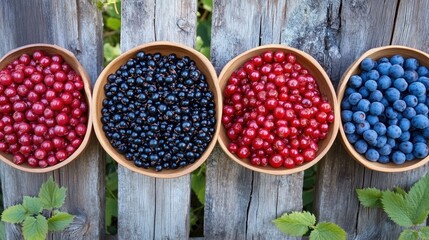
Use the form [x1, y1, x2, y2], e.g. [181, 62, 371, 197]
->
[102, 51, 216, 171]
[0, 51, 88, 167]
[223, 51, 334, 168]
[342, 55, 429, 164]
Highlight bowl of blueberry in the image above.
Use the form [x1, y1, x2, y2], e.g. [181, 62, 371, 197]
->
[0, 44, 92, 173]
[339, 45, 429, 172]
[218, 44, 340, 175]
[92, 41, 221, 178]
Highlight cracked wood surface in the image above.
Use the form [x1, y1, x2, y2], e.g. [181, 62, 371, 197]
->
[0, 0, 104, 239]
[118, 0, 196, 239]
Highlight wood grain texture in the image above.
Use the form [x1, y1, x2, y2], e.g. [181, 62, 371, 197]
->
[314, 1, 429, 239]
[0, 0, 104, 239]
[118, 0, 196, 239]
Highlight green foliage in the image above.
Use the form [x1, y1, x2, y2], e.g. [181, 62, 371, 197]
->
[303, 166, 317, 212]
[273, 211, 345, 240]
[357, 173, 429, 239]
[191, 163, 206, 205]
[0, 177, 74, 240]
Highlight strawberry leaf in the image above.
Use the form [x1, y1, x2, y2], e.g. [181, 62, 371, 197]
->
[273, 211, 315, 236]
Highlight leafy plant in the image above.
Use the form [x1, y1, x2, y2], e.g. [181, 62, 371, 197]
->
[357, 173, 429, 240]
[273, 211, 346, 240]
[1, 177, 74, 240]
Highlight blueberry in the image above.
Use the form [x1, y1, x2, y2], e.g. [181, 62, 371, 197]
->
[363, 129, 378, 143]
[377, 62, 392, 75]
[404, 95, 418, 107]
[417, 95, 426, 103]
[356, 121, 370, 135]
[348, 92, 362, 105]
[412, 115, 429, 129]
[390, 55, 404, 66]
[408, 82, 426, 96]
[404, 58, 419, 71]
[358, 87, 370, 98]
[374, 122, 387, 135]
[346, 133, 359, 144]
[406, 153, 414, 161]
[368, 70, 380, 81]
[366, 115, 379, 126]
[354, 140, 368, 154]
[392, 151, 406, 164]
[415, 103, 429, 115]
[369, 90, 383, 102]
[399, 141, 414, 154]
[392, 78, 408, 92]
[393, 100, 407, 112]
[361, 57, 376, 71]
[422, 128, 429, 138]
[379, 155, 390, 163]
[352, 111, 366, 123]
[413, 142, 429, 158]
[375, 135, 387, 148]
[387, 137, 396, 148]
[379, 144, 392, 156]
[388, 119, 399, 126]
[369, 102, 384, 116]
[349, 75, 363, 88]
[365, 149, 380, 162]
[345, 87, 357, 97]
[365, 80, 378, 92]
[417, 66, 429, 77]
[357, 99, 371, 112]
[380, 98, 389, 107]
[344, 122, 356, 134]
[378, 57, 390, 64]
[385, 107, 398, 119]
[387, 125, 402, 139]
[413, 134, 426, 143]
[403, 107, 417, 119]
[418, 76, 429, 88]
[341, 110, 353, 122]
[389, 64, 405, 78]
[341, 100, 352, 110]
[403, 70, 419, 83]
[377, 75, 392, 90]
[399, 118, 411, 131]
[385, 88, 401, 102]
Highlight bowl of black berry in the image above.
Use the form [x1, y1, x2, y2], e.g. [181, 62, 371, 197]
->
[338, 45, 429, 172]
[93, 41, 221, 178]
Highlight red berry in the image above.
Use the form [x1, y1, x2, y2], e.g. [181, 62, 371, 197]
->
[237, 146, 250, 159]
[55, 150, 68, 161]
[13, 153, 25, 165]
[269, 154, 283, 168]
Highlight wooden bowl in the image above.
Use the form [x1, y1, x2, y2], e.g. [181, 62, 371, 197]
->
[0, 44, 93, 173]
[217, 44, 340, 175]
[338, 45, 429, 172]
[92, 41, 221, 178]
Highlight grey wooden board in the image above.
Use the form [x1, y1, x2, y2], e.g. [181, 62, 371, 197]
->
[315, 0, 429, 239]
[118, 0, 196, 239]
[0, 0, 104, 239]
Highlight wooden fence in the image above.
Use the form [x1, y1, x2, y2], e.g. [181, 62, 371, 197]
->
[1, 0, 429, 239]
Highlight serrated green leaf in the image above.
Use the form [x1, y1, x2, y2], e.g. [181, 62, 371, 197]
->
[399, 229, 419, 240]
[106, 18, 121, 30]
[273, 211, 316, 236]
[406, 174, 429, 225]
[23, 197, 43, 215]
[356, 188, 383, 208]
[38, 177, 67, 210]
[22, 215, 48, 240]
[310, 222, 346, 240]
[381, 190, 413, 227]
[191, 171, 205, 205]
[394, 186, 407, 196]
[419, 227, 429, 239]
[1, 204, 27, 223]
[47, 212, 74, 232]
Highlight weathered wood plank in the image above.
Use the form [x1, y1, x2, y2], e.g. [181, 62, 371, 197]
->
[314, 1, 429, 239]
[118, 0, 196, 239]
[0, 0, 104, 239]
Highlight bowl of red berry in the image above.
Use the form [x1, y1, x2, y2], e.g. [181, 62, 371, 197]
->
[0, 44, 92, 173]
[339, 45, 429, 172]
[218, 44, 340, 175]
[92, 41, 221, 178]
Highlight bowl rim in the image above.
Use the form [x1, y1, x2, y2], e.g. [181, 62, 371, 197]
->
[92, 41, 221, 178]
[217, 44, 340, 175]
[0, 43, 93, 173]
[337, 44, 429, 172]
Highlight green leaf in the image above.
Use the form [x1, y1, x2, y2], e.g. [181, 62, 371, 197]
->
[103, 43, 122, 64]
[201, 0, 212, 11]
[394, 186, 407, 196]
[419, 227, 429, 239]
[105, 197, 117, 228]
[38, 177, 67, 210]
[303, 189, 314, 207]
[106, 18, 121, 30]
[381, 190, 413, 227]
[23, 197, 43, 215]
[399, 229, 419, 240]
[356, 188, 383, 208]
[22, 215, 48, 240]
[196, 36, 204, 51]
[0, 221, 5, 240]
[1, 204, 27, 223]
[199, 47, 210, 59]
[310, 222, 346, 240]
[47, 212, 74, 232]
[405, 173, 429, 225]
[273, 211, 316, 236]
[191, 171, 205, 205]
